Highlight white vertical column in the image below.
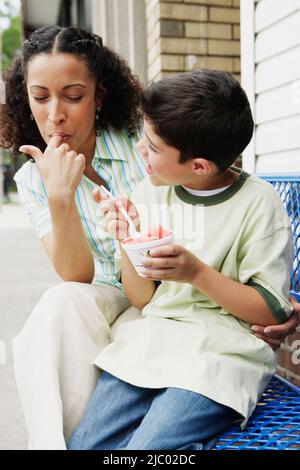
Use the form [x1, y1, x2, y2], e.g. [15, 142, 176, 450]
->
[241, 0, 256, 173]
[91, 0, 147, 85]
[113, 0, 119, 52]
[0, 30, 4, 210]
[117, 0, 130, 61]
[91, 0, 106, 41]
[128, 0, 135, 69]
[129, 0, 147, 84]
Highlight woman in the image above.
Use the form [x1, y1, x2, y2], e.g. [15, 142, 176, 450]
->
[0, 26, 298, 450]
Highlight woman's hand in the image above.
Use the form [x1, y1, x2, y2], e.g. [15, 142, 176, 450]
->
[139, 244, 202, 283]
[93, 188, 140, 241]
[19, 136, 85, 199]
[251, 296, 300, 350]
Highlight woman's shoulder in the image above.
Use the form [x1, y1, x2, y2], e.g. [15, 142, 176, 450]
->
[100, 126, 142, 154]
[96, 126, 145, 179]
[14, 160, 42, 190]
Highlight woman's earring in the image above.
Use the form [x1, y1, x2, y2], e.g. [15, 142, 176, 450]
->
[95, 109, 102, 136]
[30, 113, 34, 121]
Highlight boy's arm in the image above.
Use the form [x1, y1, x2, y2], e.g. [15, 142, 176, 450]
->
[141, 243, 291, 326]
[93, 186, 158, 309]
[192, 263, 280, 326]
[120, 245, 157, 310]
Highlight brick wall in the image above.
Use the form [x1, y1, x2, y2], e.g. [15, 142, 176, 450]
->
[145, 0, 240, 83]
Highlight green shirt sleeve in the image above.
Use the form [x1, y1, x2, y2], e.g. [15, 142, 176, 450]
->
[239, 227, 294, 323]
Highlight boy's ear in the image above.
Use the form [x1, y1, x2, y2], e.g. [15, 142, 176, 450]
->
[191, 158, 215, 175]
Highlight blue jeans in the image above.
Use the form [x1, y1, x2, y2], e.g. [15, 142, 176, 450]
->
[67, 371, 239, 450]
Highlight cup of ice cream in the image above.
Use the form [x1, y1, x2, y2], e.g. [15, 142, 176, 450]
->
[121, 224, 174, 275]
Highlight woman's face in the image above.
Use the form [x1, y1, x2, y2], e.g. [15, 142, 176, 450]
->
[26, 52, 98, 155]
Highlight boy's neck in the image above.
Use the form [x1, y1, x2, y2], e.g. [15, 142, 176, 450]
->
[183, 167, 240, 191]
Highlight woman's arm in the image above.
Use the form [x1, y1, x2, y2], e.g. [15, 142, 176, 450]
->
[20, 136, 94, 283]
[43, 195, 94, 283]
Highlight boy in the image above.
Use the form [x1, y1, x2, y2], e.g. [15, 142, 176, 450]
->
[68, 70, 293, 450]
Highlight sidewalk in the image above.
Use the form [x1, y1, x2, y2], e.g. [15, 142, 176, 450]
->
[0, 193, 60, 450]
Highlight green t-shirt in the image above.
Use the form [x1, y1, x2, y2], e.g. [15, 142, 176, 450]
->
[94, 169, 293, 420]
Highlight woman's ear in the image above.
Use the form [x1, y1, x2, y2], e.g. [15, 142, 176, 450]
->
[192, 158, 215, 175]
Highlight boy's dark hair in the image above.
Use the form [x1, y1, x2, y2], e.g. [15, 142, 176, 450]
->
[141, 70, 254, 171]
[0, 25, 142, 154]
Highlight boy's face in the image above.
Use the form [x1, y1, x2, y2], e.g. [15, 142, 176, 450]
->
[137, 119, 198, 187]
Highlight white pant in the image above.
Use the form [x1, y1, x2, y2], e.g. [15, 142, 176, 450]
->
[12, 282, 140, 450]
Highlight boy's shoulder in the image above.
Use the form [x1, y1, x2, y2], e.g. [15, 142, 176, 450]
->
[245, 173, 276, 191]
[243, 173, 284, 206]
[239, 173, 291, 231]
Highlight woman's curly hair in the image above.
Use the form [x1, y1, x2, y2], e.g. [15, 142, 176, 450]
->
[0, 25, 143, 154]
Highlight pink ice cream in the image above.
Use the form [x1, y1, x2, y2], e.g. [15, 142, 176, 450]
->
[122, 224, 171, 245]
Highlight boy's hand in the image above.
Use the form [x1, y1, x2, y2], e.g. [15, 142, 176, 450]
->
[251, 296, 300, 350]
[139, 244, 202, 283]
[93, 188, 140, 241]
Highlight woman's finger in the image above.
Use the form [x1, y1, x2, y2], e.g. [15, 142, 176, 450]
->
[57, 143, 70, 154]
[254, 334, 282, 350]
[47, 135, 63, 149]
[251, 311, 299, 339]
[251, 325, 286, 339]
[250, 325, 265, 335]
[19, 145, 43, 161]
[66, 150, 77, 159]
[263, 313, 299, 338]
[75, 153, 85, 167]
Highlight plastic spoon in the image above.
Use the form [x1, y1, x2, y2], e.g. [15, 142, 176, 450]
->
[100, 185, 139, 237]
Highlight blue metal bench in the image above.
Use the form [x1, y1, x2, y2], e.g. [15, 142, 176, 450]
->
[214, 175, 300, 450]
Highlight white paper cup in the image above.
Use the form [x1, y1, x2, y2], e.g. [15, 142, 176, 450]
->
[121, 232, 174, 275]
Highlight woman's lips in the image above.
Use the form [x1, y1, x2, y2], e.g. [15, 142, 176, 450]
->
[49, 134, 71, 143]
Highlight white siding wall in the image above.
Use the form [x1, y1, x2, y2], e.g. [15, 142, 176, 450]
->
[241, 0, 300, 174]
[91, 0, 147, 84]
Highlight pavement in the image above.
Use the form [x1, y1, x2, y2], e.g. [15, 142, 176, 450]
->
[0, 193, 60, 450]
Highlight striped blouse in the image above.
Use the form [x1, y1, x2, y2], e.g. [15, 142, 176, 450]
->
[14, 127, 146, 289]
